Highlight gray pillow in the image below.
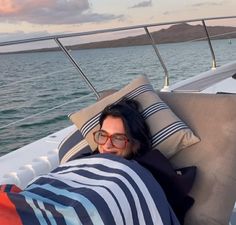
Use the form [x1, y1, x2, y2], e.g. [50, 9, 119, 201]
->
[159, 91, 236, 225]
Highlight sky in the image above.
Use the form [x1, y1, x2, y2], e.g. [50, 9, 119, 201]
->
[0, 0, 236, 46]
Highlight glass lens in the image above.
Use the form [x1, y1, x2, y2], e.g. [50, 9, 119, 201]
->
[111, 134, 127, 149]
[94, 130, 108, 144]
[93, 130, 128, 149]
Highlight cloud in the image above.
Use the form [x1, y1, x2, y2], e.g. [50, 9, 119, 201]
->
[191, 1, 224, 7]
[162, 9, 180, 16]
[0, 0, 123, 24]
[163, 1, 225, 16]
[0, 30, 51, 42]
[130, 0, 152, 8]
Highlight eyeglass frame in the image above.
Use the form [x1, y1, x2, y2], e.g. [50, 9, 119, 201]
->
[93, 130, 129, 149]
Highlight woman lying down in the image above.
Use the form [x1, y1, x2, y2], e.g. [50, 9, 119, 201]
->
[0, 99, 196, 225]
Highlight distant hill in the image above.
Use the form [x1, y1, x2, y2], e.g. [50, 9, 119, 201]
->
[3, 23, 236, 54]
[68, 23, 236, 50]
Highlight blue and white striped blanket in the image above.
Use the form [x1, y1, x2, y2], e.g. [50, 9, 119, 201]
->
[7, 154, 180, 225]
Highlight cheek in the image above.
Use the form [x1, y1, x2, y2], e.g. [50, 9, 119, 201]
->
[119, 142, 139, 158]
[127, 141, 140, 155]
[98, 145, 103, 153]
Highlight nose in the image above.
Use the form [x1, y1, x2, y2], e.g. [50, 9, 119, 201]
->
[104, 137, 113, 148]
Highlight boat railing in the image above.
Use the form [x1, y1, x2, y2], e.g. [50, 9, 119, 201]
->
[0, 15, 236, 145]
[1, 15, 236, 98]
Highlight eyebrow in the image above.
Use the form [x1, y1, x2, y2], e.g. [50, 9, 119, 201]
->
[100, 129, 127, 136]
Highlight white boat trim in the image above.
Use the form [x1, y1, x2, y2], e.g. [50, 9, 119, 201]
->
[0, 125, 76, 188]
[162, 61, 236, 93]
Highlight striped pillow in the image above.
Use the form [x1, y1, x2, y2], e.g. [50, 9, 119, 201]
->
[58, 129, 92, 164]
[69, 75, 200, 158]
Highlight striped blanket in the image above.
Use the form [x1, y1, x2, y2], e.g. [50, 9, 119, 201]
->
[0, 154, 180, 225]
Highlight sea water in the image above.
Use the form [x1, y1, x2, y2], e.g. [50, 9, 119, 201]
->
[0, 39, 235, 155]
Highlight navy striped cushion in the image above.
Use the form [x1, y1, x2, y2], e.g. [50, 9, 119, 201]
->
[58, 129, 92, 164]
[69, 75, 200, 158]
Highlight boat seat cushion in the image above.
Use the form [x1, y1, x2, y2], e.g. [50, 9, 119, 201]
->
[69, 75, 199, 159]
[158, 91, 236, 225]
[59, 78, 236, 225]
[58, 129, 92, 164]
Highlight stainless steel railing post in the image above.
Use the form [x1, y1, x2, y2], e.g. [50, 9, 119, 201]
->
[144, 27, 170, 89]
[202, 19, 217, 69]
[54, 38, 100, 99]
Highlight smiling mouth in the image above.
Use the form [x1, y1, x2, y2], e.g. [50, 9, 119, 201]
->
[102, 149, 118, 154]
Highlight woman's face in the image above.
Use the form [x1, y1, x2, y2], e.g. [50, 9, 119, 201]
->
[97, 116, 139, 158]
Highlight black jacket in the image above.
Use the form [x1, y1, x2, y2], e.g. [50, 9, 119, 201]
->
[134, 150, 196, 225]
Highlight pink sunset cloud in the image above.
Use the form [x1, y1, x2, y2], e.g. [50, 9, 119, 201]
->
[0, 0, 54, 14]
[0, 0, 122, 24]
[0, 0, 21, 14]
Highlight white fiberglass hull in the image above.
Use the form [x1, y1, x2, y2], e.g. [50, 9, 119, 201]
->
[0, 125, 76, 189]
[163, 61, 236, 94]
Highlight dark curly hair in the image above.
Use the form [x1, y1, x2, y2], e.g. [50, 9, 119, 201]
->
[99, 98, 151, 158]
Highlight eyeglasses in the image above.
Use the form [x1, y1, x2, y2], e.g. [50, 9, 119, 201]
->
[93, 130, 129, 149]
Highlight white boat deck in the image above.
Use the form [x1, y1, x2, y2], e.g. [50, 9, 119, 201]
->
[166, 61, 236, 93]
[0, 125, 76, 189]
